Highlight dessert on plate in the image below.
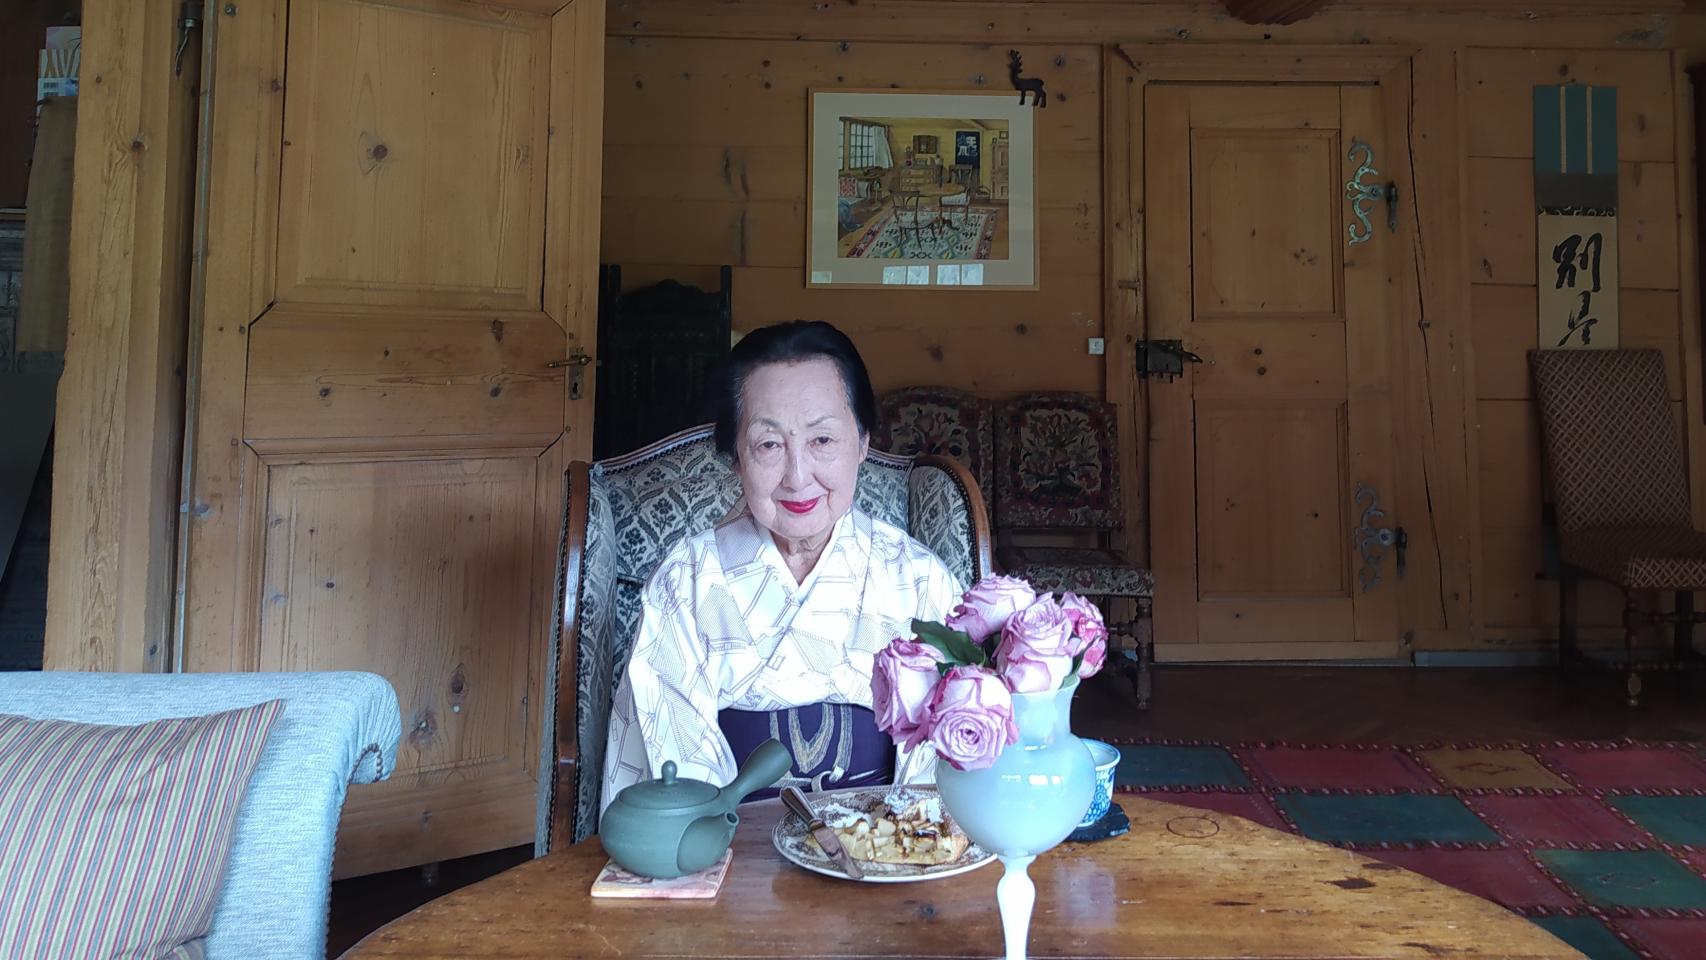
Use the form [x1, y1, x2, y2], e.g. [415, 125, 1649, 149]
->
[812, 788, 970, 866]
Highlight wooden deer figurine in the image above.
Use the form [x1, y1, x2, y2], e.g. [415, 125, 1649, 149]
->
[1008, 50, 1046, 109]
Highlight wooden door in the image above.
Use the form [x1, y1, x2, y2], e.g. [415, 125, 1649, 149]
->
[1147, 84, 1403, 661]
[184, 0, 604, 876]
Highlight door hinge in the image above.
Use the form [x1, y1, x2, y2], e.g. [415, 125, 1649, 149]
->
[1135, 340, 1203, 382]
[1344, 139, 1398, 246]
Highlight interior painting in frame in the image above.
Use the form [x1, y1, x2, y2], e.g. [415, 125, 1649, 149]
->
[809, 90, 1037, 289]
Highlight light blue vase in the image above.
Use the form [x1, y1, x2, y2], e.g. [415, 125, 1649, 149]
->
[936, 678, 1095, 960]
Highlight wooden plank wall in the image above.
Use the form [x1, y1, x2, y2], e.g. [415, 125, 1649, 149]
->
[602, 38, 1104, 395]
[1464, 48, 1700, 649]
[602, 2, 1700, 654]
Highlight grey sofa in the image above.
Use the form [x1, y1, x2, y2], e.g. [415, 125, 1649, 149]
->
[0, 670, 402, 959]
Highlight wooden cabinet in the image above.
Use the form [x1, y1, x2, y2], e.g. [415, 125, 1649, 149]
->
[989, 139, 1010, 200]
[895, 163, 939, 194]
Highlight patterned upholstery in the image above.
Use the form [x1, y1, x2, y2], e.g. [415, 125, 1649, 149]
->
[998, 545, 1154, 598]
[1531, 350, 1691, 532]
[544, 424, 989, 849]
[994, 392, 1123, 530]
[876, 386, 995, 509]
[1561, 527, 1706, 590]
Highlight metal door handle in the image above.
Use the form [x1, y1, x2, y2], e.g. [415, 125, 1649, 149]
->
[546, 355, 593, 368]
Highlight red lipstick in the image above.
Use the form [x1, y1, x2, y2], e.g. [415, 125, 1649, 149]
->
[779, 498, 821, 515]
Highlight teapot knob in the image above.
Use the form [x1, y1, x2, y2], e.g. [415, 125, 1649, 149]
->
[661, 760, 677, 785]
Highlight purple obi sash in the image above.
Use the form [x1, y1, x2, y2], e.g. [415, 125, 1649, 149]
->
[718, 702, 895, 800]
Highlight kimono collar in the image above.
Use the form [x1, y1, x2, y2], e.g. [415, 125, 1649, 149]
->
[714, 507, 871, 592]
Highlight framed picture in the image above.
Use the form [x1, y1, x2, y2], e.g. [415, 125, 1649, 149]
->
[808, 89, 1037, 289]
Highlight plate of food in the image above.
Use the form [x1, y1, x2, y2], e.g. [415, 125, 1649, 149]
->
[771, 784, 995, 883]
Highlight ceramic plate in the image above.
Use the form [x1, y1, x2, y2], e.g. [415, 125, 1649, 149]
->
[770, 785, 996, 883]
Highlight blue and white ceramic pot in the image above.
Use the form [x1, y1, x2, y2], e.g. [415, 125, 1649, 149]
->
[936, 678, 1095, 959]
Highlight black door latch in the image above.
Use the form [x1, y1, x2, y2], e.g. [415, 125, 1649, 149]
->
[1135, 340, 1204, 382]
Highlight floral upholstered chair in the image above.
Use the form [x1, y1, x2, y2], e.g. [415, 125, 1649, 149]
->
[537, 424, 993, 851]
[1531, 349, 1706, 705]
[875, 386, 995, 513]
[993, 392, 1154, 708]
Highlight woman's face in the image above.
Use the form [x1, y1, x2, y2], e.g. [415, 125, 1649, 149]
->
[733, 357, 868, 547]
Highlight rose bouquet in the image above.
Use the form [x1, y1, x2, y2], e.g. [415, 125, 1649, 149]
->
[871, 575, 1108, 772]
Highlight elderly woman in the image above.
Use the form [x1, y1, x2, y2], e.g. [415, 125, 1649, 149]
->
[601, 321, 962, 813]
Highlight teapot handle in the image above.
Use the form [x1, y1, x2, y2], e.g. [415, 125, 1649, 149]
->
[724, 738, 792, 802]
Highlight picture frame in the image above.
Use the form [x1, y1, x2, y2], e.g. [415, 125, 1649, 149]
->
[807, 89, 1038, 289]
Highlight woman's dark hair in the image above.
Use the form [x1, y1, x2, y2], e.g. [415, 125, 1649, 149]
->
[712, 320, 878, 458]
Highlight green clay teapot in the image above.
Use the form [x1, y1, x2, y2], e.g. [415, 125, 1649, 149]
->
[598, 738, 792, 878]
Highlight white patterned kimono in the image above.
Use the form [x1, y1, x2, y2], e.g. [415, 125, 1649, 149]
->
[601, 507, 962, 816]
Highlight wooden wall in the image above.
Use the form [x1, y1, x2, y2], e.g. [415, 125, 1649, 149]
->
[603, 0, 1703, 655]
[602, 38, 1104, 395]
[1466, 48, 1700, 648]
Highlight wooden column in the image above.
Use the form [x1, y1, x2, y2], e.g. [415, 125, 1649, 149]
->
[43, 0, 199, 672]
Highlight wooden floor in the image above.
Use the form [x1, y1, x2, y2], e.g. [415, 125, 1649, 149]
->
[327, 665, 1704, 956]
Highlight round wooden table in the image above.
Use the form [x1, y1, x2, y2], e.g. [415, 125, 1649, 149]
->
[343, 797, 1584, 959]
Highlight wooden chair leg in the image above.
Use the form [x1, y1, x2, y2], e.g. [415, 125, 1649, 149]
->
[1559, 568, 1580, 674]
[1676, 590, 1695, 661]
[1623, 592, 1642, 708]
[1134, 603, 1153, 712]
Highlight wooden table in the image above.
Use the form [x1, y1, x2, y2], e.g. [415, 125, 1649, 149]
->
[344, 797, 1584, 959]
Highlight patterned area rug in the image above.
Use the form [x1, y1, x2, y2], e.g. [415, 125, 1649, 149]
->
[844, 207, 999, 260]
[1111, 739, 1706, 960]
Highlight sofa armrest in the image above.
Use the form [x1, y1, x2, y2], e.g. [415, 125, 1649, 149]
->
[0, 670, 401, 960]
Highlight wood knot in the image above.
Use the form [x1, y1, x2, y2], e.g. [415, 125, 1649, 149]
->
[370, 143, 389, 161]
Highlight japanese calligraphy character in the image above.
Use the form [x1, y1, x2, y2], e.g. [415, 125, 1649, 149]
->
[1552, 232, 1604, 294]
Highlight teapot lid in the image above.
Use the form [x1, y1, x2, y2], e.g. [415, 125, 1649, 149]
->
[621, 761, 719, 809]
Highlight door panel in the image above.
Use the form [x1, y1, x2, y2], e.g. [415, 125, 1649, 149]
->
[245, 309, 567, 440]
[1192, 131, 1340, 317]
[276, 0, 550, 308]
[1195, 401, 1348, 598]
[187, 0, 602, 876]
[1148, 82, 1401, 660]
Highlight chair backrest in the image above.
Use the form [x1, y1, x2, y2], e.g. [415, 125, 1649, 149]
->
[1531, 349, 1692, 532]
[992, 391, 1124, 531]
[876, 386, 995, 508]
[540, 424, 991, 851]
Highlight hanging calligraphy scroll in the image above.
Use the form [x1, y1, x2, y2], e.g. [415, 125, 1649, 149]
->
[1533, 84, 1619, 348]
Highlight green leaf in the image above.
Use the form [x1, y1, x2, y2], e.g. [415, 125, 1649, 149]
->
[1063, 653, 1085, 689]
[912, 619, 988, 667]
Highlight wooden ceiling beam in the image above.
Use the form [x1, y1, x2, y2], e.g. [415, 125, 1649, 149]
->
[1224, 0, 1333, 24]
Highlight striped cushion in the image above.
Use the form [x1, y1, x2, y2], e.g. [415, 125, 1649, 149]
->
[0, 700, 285, 959]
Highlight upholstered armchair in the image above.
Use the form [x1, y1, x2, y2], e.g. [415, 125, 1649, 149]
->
[992, 392, 1155, 707]
[875, 385, 995, 512]
[1531, 349, 1706, 705]
[0, 671, 400, 960]
[537, 424, 993, 852]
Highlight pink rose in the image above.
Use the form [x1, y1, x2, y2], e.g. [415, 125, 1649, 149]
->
[1000, 649, 1076, 693]
[872, 639, 946, 749]
[997, 595, 1077, 659]
[995, 595, 1078, 693]
[1059, 592, 1109, 679]
[944, 575, 1038, 643]
[926, 666, 1019, 771]
[1059, 593, 1107, 652]
[1076, 634, 1108, 679]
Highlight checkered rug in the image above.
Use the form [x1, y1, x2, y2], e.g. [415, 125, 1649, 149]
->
[843, 207, 999, 261]
[1111, 739, 1706, 960]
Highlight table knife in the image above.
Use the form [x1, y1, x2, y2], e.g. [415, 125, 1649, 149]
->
[780, 785, 864, 880]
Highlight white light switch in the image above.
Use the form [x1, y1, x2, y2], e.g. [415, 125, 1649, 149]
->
[1087, 338, 1105, 356]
